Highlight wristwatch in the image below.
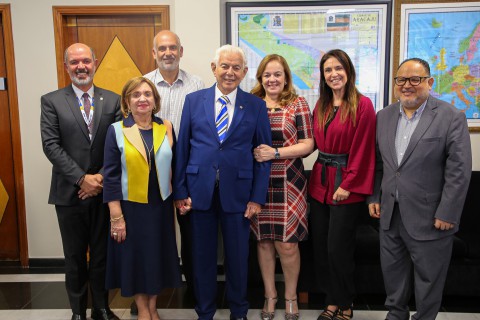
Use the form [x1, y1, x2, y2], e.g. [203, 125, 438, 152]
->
[274, 148, 280, 159]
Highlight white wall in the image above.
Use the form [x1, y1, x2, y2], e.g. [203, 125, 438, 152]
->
[2, 0, 213, 258]
[2, 0, 479, 258]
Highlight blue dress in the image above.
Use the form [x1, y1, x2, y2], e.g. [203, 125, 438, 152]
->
[105, 128, 181, 297]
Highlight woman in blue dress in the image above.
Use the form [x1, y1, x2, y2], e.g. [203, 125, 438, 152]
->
[103, 77, 181, 320]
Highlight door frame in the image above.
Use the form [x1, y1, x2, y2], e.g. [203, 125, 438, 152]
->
[0, 4, 28, 267]
[52, 5, 170, 88]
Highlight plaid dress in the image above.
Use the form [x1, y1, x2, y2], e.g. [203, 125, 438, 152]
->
[251, 96, 313, 242]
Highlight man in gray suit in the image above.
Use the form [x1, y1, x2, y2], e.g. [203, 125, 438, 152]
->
[368, 57, 472, 320]
[41, 43, 122, 320]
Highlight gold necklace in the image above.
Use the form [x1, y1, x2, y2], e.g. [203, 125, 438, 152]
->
[138, 128, 154, 171]
[265, 100, 281, 112]
[137, 122, 152, 129]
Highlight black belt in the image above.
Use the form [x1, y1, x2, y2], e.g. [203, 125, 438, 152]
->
[316, 151, 349, 193]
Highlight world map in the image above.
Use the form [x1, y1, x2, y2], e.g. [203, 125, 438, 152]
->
[404, 9, 480, 120]
[231, 6, 388, 112]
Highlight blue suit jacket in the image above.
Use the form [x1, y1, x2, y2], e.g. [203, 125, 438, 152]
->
[174, 85, 272, 212]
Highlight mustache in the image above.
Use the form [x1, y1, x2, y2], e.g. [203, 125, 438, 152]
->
[75, 69, 89, 75]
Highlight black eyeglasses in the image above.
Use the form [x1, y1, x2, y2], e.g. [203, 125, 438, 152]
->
[394, 76, 430, 86]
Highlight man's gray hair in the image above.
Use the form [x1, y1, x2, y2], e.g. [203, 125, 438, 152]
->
[213, 45, 247, 69]
[64, 45, 96, 64]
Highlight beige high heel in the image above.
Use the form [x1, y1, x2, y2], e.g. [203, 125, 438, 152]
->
[261, 296, 278, 320]
[284, 298, 299, 320]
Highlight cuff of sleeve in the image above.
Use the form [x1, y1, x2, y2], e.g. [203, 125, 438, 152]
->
[76, 174, 85, 187]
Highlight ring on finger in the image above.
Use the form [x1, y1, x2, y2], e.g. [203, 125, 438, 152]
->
[112, 232, 118, 236]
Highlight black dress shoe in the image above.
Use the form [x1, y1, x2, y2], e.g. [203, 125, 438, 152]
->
[91, 308, 120, 320]
[71, 314, 86, 320]
[230, 315, 248, 320]
[130, 300, 138, 315]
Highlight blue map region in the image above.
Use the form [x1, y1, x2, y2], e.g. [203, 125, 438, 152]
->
[406, 11, 480, 119]
[239, 18, 314, 90]
[240, 38, 310, 90]
[235, 10, 385, 112]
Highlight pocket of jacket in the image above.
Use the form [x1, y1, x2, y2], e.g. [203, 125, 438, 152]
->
[186, 165, 199, 174]
[425, 191, 442, 203]
[238, 170, 253, 179]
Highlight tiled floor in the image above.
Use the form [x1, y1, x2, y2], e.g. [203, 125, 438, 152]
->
[0, 268, 479, 320]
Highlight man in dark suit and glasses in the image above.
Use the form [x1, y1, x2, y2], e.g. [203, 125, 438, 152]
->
[41, 43, 122, 320]
[368, 57, 472, 320]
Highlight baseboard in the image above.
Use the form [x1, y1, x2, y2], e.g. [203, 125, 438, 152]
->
[29, 258, 65, 269]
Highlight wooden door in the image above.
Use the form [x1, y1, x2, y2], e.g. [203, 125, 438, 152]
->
[53, 6, 169, 91]
[0, 4, 28, 265]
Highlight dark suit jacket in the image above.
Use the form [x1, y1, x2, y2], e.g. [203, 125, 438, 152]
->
[368, 96, 472, 240]
[173, 85, 272, 212]
[41, 85, 122, 206]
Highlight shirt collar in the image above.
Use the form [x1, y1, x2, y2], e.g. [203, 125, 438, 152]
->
[155, 69, 184, 85]
[399, 97, 428, 120]
[72, 84, 94, 99]
[214, 85, 237, 105]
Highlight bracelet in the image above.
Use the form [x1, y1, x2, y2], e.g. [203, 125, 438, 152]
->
[110, 214, 124, 222]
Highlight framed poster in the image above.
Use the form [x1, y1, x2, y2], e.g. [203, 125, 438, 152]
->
[395, 0, 480, 131]
[226, 1, 392, 112]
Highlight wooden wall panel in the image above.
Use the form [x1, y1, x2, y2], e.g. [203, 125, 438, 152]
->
[77, 24, 155, 74]
[0, 13, 20, 260]
[53, 6, 169, 89]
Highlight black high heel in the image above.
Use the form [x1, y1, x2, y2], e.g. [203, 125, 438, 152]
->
[333, 308, 353, 320]
[317, 308, 337, 320]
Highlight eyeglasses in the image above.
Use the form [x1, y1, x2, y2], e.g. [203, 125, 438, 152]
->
[394, 76, 430, 86]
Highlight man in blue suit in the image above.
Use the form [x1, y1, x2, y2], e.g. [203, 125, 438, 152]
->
[174, 45, 272, 320]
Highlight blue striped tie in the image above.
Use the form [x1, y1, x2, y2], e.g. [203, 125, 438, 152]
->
[216, 95, 230, 142]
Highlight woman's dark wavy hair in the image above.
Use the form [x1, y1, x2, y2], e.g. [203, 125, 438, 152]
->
[316, 49, 361, 128]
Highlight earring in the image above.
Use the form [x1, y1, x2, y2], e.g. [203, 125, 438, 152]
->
[285, 82, 287, 85]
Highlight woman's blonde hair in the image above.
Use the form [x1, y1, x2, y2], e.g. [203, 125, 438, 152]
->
[251, 54, 297, 106]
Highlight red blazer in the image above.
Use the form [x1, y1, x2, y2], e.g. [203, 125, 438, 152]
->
[309, 95, 376, 205]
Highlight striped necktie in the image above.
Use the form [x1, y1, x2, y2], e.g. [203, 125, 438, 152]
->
[82, 93, 93, 138]
[216, 95, 230, 142]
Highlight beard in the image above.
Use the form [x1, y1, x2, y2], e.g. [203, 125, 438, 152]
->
[157, 58, 180, 72]
[397, 90, 429, 110]
[68, 69, 94, 87]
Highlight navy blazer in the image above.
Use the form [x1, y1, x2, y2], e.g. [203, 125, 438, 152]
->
[173, 85, 272, 212]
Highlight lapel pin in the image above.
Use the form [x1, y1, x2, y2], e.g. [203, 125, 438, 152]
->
[100, 97, 104, 101]
[240, 105, 244, 109]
